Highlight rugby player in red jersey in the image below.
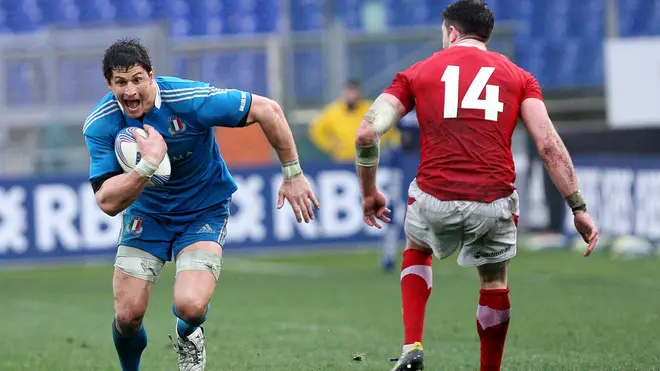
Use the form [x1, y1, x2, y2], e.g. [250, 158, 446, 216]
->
[353, 1, 599, 370]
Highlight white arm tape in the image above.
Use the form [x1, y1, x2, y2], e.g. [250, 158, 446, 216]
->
[133, 159, 159, 179]
[370, 95, 401, 135]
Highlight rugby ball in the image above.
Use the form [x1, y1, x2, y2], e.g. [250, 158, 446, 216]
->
[114, 127, 171, 187]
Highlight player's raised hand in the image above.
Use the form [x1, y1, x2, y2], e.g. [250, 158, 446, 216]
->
[277, 174, 320, 223]
[573, 211, 599, 257]
[361, 188, 391, 229]
[135, 124, 168, 166]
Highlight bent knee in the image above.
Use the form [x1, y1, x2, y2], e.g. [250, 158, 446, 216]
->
[115, 305, 147, 333]
[174, 298, 209, 324]
[477, 260, 509, 289]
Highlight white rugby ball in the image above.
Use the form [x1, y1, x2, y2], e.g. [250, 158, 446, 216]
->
[114, 127, 171, 187]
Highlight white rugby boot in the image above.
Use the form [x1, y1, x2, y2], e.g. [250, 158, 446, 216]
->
[169, 326, 207, 371]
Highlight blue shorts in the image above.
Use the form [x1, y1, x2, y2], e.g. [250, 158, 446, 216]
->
[119, 198, 231, 261]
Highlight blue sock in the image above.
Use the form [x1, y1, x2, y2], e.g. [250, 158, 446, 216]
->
[173, 304, 209, 338]
[112, 319, 147, 371]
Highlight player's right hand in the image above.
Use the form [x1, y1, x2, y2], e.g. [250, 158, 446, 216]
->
[135, 124, 168, 166]
[573, 211, 599, 257]
[361, 188, 391, 229]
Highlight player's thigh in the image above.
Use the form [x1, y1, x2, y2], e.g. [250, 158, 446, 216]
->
[113, 246, 165, 326]
[171, 200, 230, 312]
[457, 192, 519, 268]
[404, 184, 463, 259]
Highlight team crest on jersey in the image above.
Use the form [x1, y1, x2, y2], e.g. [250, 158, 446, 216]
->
[168, 116, 187, 135]
[126, 216, 144, 236]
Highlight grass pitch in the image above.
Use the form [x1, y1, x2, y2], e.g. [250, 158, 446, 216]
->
[0, 247, 658, 370]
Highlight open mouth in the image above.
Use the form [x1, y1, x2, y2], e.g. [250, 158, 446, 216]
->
[123, 99, 141, 115]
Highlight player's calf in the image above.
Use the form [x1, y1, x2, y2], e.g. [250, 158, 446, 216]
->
[400, 240, 433, 351]
[475, 261, 511, 371]
[112, 246, 163, 371]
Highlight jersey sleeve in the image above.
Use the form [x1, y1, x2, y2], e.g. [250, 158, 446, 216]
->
[85, 132, 122, 181]
[520, 70, 544, 102]
[384, 70, 415, 114]
[82, 97, 123, 182]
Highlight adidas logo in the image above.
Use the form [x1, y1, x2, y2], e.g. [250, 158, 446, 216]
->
[197, 224, 215, 234]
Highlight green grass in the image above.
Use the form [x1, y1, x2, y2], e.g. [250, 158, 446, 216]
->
[0, 248, 659, 370]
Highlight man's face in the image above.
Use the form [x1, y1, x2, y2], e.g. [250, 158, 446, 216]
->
[107, 65, 155, 118]
[344, 86, 361, 104]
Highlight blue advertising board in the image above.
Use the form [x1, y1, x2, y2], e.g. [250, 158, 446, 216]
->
[0, 157, 420, 263]
[561, 154, 660, 242]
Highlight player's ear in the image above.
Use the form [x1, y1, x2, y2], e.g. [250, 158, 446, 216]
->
[148, 67, 155, 80]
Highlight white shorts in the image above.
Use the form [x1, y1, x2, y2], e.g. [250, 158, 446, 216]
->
[403, 179, 519, 267]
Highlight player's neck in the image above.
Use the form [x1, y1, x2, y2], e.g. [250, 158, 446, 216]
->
[453, 38, 487, 50]
[143, 83, 158, 114]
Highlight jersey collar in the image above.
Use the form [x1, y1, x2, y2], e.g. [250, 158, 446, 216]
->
[454, 42, 487, 50]
[116, 79, 162, 113]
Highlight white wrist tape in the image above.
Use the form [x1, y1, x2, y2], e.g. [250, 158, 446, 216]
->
[355, 140, 380, 167]
[133, 158, 159, 179]
[282, 159, 303, 180]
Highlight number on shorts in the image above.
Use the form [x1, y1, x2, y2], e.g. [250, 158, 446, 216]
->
[441, 65, 504, 121]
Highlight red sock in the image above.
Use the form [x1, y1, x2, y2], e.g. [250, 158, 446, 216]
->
[476, 288, 511, 371]
[400, 249, 433, 347]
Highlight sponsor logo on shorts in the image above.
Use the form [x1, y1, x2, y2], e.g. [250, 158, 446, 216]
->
[126, 216, 144, 236]
[474, 245, 511, 260]
[197, 224, 216, 234]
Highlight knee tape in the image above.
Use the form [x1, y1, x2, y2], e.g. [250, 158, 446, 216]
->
[114, 245, 165, 283]
[175, 251, 222, 281]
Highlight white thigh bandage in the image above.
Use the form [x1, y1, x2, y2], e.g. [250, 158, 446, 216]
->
[176, 251, 223, 281]
[114, 245, 165, 283]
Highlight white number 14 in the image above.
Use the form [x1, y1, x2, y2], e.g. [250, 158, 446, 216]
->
[441, 65, 504, 121]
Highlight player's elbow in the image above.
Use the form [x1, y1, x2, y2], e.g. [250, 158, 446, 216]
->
[95, 192, 122, 217]
[249, 95, 284, 125]
[355, 122, 378, 147]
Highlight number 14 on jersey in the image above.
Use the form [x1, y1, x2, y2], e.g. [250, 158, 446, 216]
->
[441, 65, 504, 121]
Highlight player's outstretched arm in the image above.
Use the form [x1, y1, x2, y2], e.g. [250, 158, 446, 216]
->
[354, 93, 405, 228]
[94, 125, 168, 216]
[520, 98, 599, 255]
[245, 95, 320, 223]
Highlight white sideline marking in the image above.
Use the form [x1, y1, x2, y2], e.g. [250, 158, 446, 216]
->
[223, 258, 326, 278]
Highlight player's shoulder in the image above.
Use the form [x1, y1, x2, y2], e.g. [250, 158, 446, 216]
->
[157, 76, 210, 93]
[82, 92, 123, 137]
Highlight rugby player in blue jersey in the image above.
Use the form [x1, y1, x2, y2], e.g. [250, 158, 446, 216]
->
[83, 38, 319, 371]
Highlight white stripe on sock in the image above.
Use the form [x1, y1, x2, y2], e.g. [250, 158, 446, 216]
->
[400, 265, 433, 289]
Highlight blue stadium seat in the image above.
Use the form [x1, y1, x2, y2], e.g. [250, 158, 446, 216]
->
[4, 0, 45, 32]
[293, 47, 325, 104]
[254, 0, 278, 33]
[196, 51, 269, 96]
[291, 0, 325, 31]
[334, 0, 364, 30]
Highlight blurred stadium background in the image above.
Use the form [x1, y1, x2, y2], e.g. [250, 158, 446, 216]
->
[1, 1, 660, 370]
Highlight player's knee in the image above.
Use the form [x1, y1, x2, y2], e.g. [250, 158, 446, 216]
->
[173, 297, 208, 325]
[477, 260, 508, 289]
[114, 305, 146, 334]
[405, 237, 433, 255]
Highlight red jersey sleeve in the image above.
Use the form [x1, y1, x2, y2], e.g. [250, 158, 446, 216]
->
[520, 70, 544, 102]
[384, 70, 416, 114]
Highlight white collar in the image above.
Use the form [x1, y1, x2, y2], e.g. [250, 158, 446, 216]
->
[454, 42, 487, 50]
[117, 79, 161, 113]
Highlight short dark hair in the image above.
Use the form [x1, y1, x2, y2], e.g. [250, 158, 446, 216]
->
[442, 0, 495, 43]
[102, 38, 153, 82]
[346, 79, 361, 89]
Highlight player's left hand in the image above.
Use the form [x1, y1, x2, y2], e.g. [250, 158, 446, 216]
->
[277, 174, 320, 223]
[361, 188, 391, 229]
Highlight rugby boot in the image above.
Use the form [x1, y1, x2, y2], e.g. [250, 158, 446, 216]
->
[389, 342, 424, 371]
